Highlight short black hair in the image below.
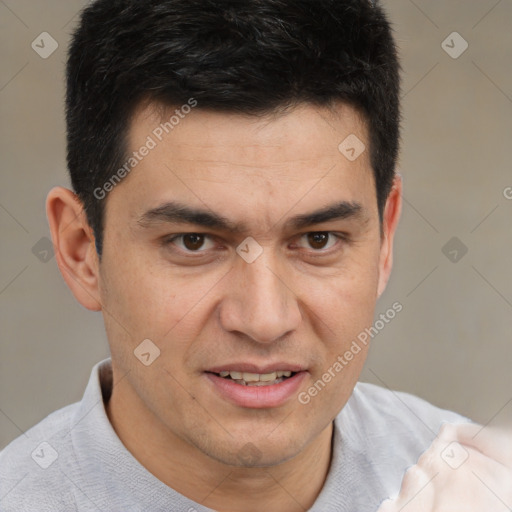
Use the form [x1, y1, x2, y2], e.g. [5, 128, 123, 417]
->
[66, 0, 401, 255]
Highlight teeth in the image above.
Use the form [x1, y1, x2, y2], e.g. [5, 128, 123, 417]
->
[234, 378, 285, 387]
[242, 372, 261, 382]
[217, 370, 294, 383]
[258, 372, 277, 382]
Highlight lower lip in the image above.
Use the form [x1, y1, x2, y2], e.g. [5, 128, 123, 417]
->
[205, 372, 307, 409]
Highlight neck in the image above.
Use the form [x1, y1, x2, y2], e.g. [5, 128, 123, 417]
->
[106, 376, 334, 512]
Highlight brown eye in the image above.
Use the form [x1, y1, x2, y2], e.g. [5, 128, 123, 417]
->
[182, 234, 205, 251]
[293, 231, 349, 255]
[306, 232, 331, 250]
[165, 233, 216, 253]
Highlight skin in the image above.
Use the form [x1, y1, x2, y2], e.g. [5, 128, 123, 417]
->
[47, 101, 402, 511]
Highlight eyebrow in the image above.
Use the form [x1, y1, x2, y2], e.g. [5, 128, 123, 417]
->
[137, 200, 364, 233]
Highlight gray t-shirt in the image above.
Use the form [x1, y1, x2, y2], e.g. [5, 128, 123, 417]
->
[0, 359, 468, 511]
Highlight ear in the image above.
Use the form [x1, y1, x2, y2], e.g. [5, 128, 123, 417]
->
[377, 173, 403, 298]
[46, 187, 102, 311]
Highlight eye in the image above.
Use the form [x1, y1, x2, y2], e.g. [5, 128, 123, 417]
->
[164, 233, 216, 252]
[296, 232, 344, 252]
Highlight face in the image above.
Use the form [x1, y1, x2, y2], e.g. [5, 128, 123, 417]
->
[94, 101, 398, 467]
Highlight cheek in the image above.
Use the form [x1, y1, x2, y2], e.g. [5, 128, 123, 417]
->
[297, 254, 379, 408]
[98, 242, 225, 363]
[298, 271, 376, 420]
[300, 255, 380, 335]
[97, 241, 181, 352]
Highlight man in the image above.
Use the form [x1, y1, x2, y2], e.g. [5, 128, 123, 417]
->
[1, 1, 510, 511]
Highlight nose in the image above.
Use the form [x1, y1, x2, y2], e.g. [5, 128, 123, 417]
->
[219, 250, 302, 344]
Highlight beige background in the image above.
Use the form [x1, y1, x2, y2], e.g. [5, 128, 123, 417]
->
[1, 0, 511, 450]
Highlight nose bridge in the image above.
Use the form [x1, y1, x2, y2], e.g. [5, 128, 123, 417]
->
[220, 247, 301, 344]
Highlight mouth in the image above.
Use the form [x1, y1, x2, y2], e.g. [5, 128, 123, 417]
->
[204, 366, 307, 408]
[206, 370, 298, 387]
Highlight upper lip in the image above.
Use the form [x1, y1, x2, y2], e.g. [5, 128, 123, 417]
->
[206, 363, 306, 374]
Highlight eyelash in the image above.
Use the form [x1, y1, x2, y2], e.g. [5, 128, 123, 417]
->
[162, 232, 349, 258]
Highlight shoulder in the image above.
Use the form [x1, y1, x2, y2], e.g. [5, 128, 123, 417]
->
[0, 403, 79, 511]
[349, 381, 469, 428]
[342, 381, 470, 446]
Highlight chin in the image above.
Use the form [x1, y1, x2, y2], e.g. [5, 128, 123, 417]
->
[200, 433, 305, 468]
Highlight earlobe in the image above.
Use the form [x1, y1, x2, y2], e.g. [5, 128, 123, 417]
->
[377, 173, 403, 298]
[46, 187, 102, 311]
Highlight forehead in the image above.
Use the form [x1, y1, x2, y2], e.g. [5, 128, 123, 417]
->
[128, 100, 369, 168]
[106, 101, 377, 233]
